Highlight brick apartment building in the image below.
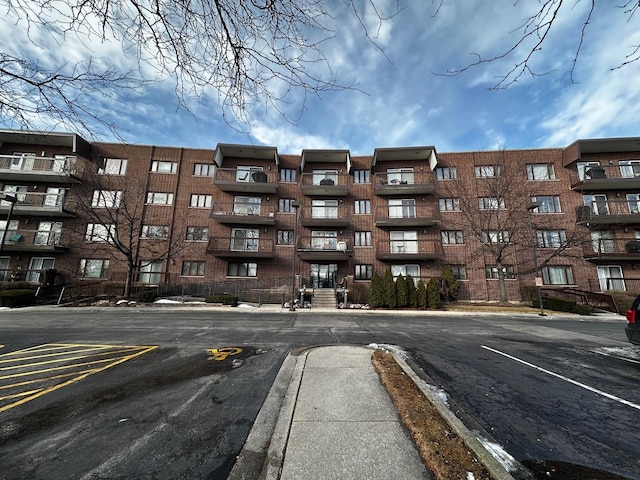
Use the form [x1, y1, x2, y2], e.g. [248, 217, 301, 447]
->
[1, 129, 639, 303]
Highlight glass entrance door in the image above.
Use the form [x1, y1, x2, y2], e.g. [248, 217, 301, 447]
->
[310, 263, 338, 289]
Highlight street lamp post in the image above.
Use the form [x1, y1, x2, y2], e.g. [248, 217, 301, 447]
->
[526, 202, 546, 316]
[290, 200, 299, 311]
[0, 193, 18, 258]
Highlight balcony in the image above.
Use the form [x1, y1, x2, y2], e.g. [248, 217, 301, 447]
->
[212, 168, 277, 193]
[570, 164, 640, 191]
[374, 204, 439, 228]
[299, 173, 349, 196]
[0, 191, 74, 217]
[296, 237, 351, 261]
[206, 237, 275, 258]
[375, 240, 442, 261]
[210, 201, 276, 225]
[0, 155, 82, 183]
[584, 237, 640, 261]
[0, 229, 69, 252]
[576, 199, 640, 226]
[299, 206, 350, 227]
[372, 171, 436, 196]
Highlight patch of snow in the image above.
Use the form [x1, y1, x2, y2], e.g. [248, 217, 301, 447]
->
[475, 435, 519, 472]
[593, 346, 640, 361]
[115, 299, 129, 305]
[466, 473, 475, 480]
[368, 343, 409, 360]
[237, 303, 255, 308]
[155, 299, 181, 304]
[423, 383, 449, 407]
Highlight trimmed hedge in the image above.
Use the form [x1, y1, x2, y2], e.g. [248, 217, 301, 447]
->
[206, 294, 238, 306]
[533, 296, 594, 315]
[0, 289, 37, 307]
[137, 289, 158, 303]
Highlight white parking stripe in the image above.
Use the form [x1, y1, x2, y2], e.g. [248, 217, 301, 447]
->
[481, 345, 640, 411]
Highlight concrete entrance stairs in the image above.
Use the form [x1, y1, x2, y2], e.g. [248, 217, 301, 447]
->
[312, 289, 336, 309]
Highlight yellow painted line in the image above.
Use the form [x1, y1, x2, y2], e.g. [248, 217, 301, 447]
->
[0, 389, 44, 401]
[0, 355, 146, 379]
[0, 369, 97, 391]
[0, 345, 157, 413]
[0, 346, 131, 363]
[0, 344, 129, 356]
[0, 347, 152, 367]
[209, 347, 243, 361]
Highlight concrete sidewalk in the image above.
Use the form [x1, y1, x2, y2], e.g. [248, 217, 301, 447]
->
[228, 345, 515, 480]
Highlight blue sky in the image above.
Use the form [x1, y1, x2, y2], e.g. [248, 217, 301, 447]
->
[2, 1, 640, 155]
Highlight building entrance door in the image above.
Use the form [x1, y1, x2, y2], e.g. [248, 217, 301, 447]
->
[310, 263, 338, 289]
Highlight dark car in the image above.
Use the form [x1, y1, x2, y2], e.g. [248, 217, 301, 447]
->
[625, 295, 640, 345]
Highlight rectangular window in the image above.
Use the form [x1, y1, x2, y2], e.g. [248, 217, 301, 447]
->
[536, 230, 567, 248]
[439, 198, 460, 211]
[435, 166, 457, 180]
[619, 160, 640, 178]
[482, 230, 510, 244]
[387, 167, 414, 184]
[530, 196, 561, 213]
[138, 260, 163, 284]
[448, 265, 467, 280]
[35, 221, 62, 246]
[475, 165, 500, 178]
[1, 185, 28, 204]
[311, 231, 338, 250]
[237, 166, 264, 182]
[79, 259, 110, 278]
[389, 199, 416, 218]
[354, 231, 372, 246]
[0, 220, 19, 239]
[478, 197, 505, 210]
[234, 196, 261, 215]
[312, 169, 338, 185]
[526, 163, 556, 180]
[485, 266, 515, 279]
[194, 163, 214, 176]
[390, 231, 418, 253]
[228, 262, 257, 277]
[354, 199, 371, 214]
[231, 228, 259, 251]
[577, 161, 602, 180]
[92, 190, 122, 208]
[181, 261, 205, 276]
[141, 225, 169, 239]
[99, 158, 127, 175]
[186, 226, 209, 241]
[277, 230, 294, 245]
[354, 170, 371, 184]
[312, 199, 338, 219]
[583, 194, 609, 216]
[146, 192, 174, 205]
[390, 264, 420, 281]
[151, 160, 178, 173]
[86, 223, 114, 242]
[542, 266, 574, 285]
[280, 168, 297, 182]
[441, 230, 464, 244]
[190, 194, 212, 208]
[355, 264, 373, 280]
[279, 198, 296, 213]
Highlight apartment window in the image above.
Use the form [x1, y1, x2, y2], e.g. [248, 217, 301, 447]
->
[354, 199, 371, 214]
[141, 225, 169, 239]
[387, 167, 414, 184]
[0, 257, 10, 281]
[583, 194, 609, 216]
[591, 231, 615, 254]
[1, 185, 27, 204]
[439, 198, 460, 211]
[190, 194, 212, 208]
[541, 266, 574, 285]
[228, 262, 257, 277]
[526, 163, 556, 180]
[138, 260, 163, 284]
[237, 166, 264, 182]
[354, 231, 372, 246]
[448, 265, 467, 280]
[619, 160, 640, 178]
[35, 221, 62, 246]
[435, 166, 457, 180]
[277, 230, 294, 245]
[146, 192, 173, 205]
[44, 187, 65, 208]
[530, 196, 561, 213]
[181, 261, 205, 276]
[485, 266, 515, 279]
[231, 228, 259, 251]
[0, 220, 19, 235]
[475, 165, 500, 178]
[390, 231, 418, 253]
[234, 196, 261, 215]
[577, 161, 601, 180]
[86, 223, 114, 242]
[280, 168, 297, 182]
[536, 230, 566, 248]
[92, 190, 122, 208]
[389, 199, 416, 218]
[194, 163, 214, 176]
[311, 231, 337, 250]
[279, 198, 296, 213]
[354, 170, 370, 184]
[79, 259, 110, 278]
[151, 160, 178, 173]
[355, 264, 373, 280]
[441, 230, 463, 245]
[26, 257, 55, 282]
[312, 199, 338, 219]
[482, 230, 509, 244]
[99, 158, 127, 175]
[627, 194, 640, 213]
[186, 226, 209, 241]
[478, 197, 505, 210]
[391, 264, 420, 281]
[312, 169, 338, 185]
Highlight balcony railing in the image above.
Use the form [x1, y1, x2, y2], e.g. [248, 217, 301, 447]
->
[0, 228, 69, 252]
[584, 237, 640, 261]
[375, 239, 442, 261]
[0, 154, 82, 183]
[374, 204, 439, 227]
[296, 236, 351, 261]
[210, 201, 276, 225]
[0, 191, 74, 217]
[298, 205, 350, 227]
[212, 168, 277, 193]
[206, 236, 275, 258]
[372, 171, 436, 196]
[299, 173, 350, 196]
[576, 199, 640, 225]
[570, 164, 640, 191]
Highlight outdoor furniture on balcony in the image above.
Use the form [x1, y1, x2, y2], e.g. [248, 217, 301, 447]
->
[571, 163, 640, 191]
[210, 201, 276, 225]
[0, 191, 74, 217]
[0, 154, 82, 183]
[299, 173, 349, 196]
[375, 239, 442, 261]
[296, 236, 351, 261]
[372, 171, 436, 195]
[212, 168, 277, 193]
[206, 237, 275, 258]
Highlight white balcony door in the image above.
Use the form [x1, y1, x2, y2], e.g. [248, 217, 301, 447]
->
[583, 194, 609, 216]
[590, 231, 614, 253]
[10, 153, 35, 171]
[390, 231, 418, 253]
[233, 196, 261, 215]
[389, 199, 416, 218]
[311, 231, 337, 249]
[312, 200, 338, 219]
[26, 257, 55, 282]
[139, 260, 163, 284]
[231, 228, 259, 251]
[597, 265, 625, 291]
[35, 221, 62, 245]
[44, 187, 65, 208]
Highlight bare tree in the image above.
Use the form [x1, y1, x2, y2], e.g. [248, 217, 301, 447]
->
[0, 0, 397, 135]
[438, 0, 640, 88]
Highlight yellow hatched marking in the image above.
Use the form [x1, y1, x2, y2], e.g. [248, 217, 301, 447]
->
[0, 347, 152, 368]
[0, 346, 128, 363]
[0, 344, 157, 413]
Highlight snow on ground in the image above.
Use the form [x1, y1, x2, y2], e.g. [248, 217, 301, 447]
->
[476, 435, 520, 473]
[592, 346, 640, 361]
[368, 343, 409, 360]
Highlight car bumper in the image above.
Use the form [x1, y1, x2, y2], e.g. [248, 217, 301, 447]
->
[625, 324, 640, 345]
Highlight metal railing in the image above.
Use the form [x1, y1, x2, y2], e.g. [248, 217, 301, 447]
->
[212, 168, 277, 184]
[0, 191, 69, 212]
[0, 154, 81, 177]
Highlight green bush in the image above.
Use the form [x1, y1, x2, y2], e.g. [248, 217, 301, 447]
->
[396, 274, 408, 307]
[383, 269, 397, 308]
[532, 296, 593, 314]
[136, 289, 158, 303]
[572, 303, 594, 315]
[206, 294, 238, 306]
[416, 280, 427, 309]
[369, 272, 383, 308]
[0, 289, 37, 307]
[406, 274, 417, 308]
[349, 282, 369, 305]
[442, 266, 459, 301]
[426, 278, 441, 309]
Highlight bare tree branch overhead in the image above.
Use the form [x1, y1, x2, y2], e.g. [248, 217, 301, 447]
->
[437, 0, 640, 89]
[0, 0, 397, 135]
